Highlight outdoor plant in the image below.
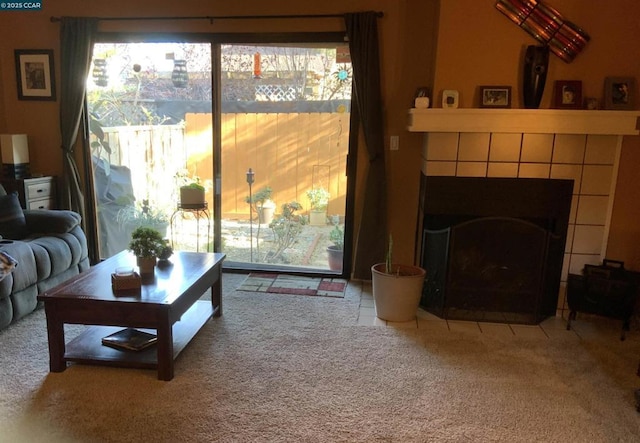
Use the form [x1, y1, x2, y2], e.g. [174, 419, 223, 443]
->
[329, 225, 344, 250]
[306, 187, 330, 211]
[116, 199, 169, 229]
[176, 170, 207, 206]
[181, 180, 205, 192]
[267, 201, 307, 262]
[128, 226, 167, 258]
[175, 169, 207, 191]
[245, 186, 273, 219]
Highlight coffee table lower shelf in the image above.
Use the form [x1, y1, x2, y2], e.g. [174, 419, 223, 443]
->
[64, 300, 214, 370]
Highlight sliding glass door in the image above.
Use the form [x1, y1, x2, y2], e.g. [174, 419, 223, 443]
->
[86, 35, 354, 277]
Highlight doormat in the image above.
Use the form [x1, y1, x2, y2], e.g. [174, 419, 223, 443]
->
[237, 273, 347, 298]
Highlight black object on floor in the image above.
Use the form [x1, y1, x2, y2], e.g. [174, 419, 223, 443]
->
[566, 259, 640, 340]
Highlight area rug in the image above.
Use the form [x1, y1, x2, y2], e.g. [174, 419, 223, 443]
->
[237, 273, 347, 298]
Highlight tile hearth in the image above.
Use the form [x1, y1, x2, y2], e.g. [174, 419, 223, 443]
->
[356, 280, 638, 342]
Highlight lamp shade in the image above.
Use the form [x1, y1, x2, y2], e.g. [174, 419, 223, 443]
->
[1, 134, 30, 179]
[1, 134, 29, 164]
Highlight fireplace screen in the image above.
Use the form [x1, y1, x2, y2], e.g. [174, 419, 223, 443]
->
[418, 175, 573, 324]
[446, 217, 548, 323]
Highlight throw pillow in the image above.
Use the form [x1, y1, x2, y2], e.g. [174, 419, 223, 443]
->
[0, 251, 18, 282]
[0, 193, 28, 239]
[25, 210, 81, 234]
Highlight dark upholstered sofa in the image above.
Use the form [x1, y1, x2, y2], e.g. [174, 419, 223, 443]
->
[0, 184, 89, 331]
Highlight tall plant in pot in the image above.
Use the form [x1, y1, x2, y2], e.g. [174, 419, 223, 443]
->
[371, 235, 426, 322]
[306, 187, 329, 226]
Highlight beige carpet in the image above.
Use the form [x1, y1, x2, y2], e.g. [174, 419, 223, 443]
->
[1, 273, 640, 442]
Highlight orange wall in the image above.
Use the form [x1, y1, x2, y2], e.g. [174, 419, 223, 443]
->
[0, 0, 638, 269]
[433, 0, 640, 270]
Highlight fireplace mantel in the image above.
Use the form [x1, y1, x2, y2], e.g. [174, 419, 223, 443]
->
[408, 109, 640, 136]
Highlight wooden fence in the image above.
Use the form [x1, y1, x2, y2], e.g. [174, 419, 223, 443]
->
[98, 112, 349, 220]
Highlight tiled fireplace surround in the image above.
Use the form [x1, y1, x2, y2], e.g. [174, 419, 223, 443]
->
[409, 109, 640, 317]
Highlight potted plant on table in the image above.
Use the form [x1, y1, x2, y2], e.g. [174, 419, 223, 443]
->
[306, 187, 330, 226]
[128, 226, 167, 275]
[371, 235, 426, 322]
[327, 219, 344, 271]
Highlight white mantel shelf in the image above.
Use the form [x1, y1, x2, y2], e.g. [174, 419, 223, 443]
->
[408, 108, 640, 136]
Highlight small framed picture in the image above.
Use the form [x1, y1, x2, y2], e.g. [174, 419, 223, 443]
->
[442, 90, 459, 108]
[553, 80, 582, 109]
[479, 86, 511, 108]
[14, 49, 56, 101]
[604, 76, 636, 110]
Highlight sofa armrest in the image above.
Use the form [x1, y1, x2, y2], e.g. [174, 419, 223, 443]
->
[24, 210, 82, 234]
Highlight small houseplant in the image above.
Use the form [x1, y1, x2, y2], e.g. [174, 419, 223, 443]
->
[371, 235, 426, 321]
[306, 187, 330, 225]
[327, 222, 344, 271]
[128, 226, 166, 274]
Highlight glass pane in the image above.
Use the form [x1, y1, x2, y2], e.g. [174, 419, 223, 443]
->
[219, 43, 351, 273]
[88, 42, 213, 259]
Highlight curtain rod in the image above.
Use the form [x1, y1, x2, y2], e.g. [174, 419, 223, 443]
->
[50, 11, 383, 23]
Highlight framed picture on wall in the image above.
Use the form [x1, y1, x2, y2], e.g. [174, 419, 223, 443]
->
[479, 86, 511, 108]
[604, 76, 636, 110]
[14, 49, 56, 101]
[553, 80, 582, 109]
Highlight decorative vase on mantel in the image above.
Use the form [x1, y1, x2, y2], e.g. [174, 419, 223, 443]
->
[523, 45, 549, 109]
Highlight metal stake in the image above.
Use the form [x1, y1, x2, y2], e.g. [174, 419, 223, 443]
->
[246, 168, 255, 262]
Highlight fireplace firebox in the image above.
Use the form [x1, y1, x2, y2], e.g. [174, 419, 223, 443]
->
[417, 175, 573, 324]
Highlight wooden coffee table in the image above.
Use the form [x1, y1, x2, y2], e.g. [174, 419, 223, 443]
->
[37, 250, 225, 380]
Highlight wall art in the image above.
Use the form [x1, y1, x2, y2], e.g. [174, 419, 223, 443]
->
[14, 49, 56, 101]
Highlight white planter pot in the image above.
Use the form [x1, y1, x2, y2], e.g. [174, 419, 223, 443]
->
[371, 263, 426, 322]
[309, 210, 327, 226]
[258, 200, 276, 224]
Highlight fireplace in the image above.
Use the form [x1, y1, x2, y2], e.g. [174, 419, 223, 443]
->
[417, 175, 573, 324]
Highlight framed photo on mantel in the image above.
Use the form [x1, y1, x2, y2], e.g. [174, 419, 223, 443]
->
[604, 76, 636, 110]
[479, 86, 512, 108]
[553, 80, 582, 109]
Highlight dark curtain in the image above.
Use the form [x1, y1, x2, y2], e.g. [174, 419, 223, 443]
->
[59, 17, 99, 262]
[345, 12, 387, 279]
